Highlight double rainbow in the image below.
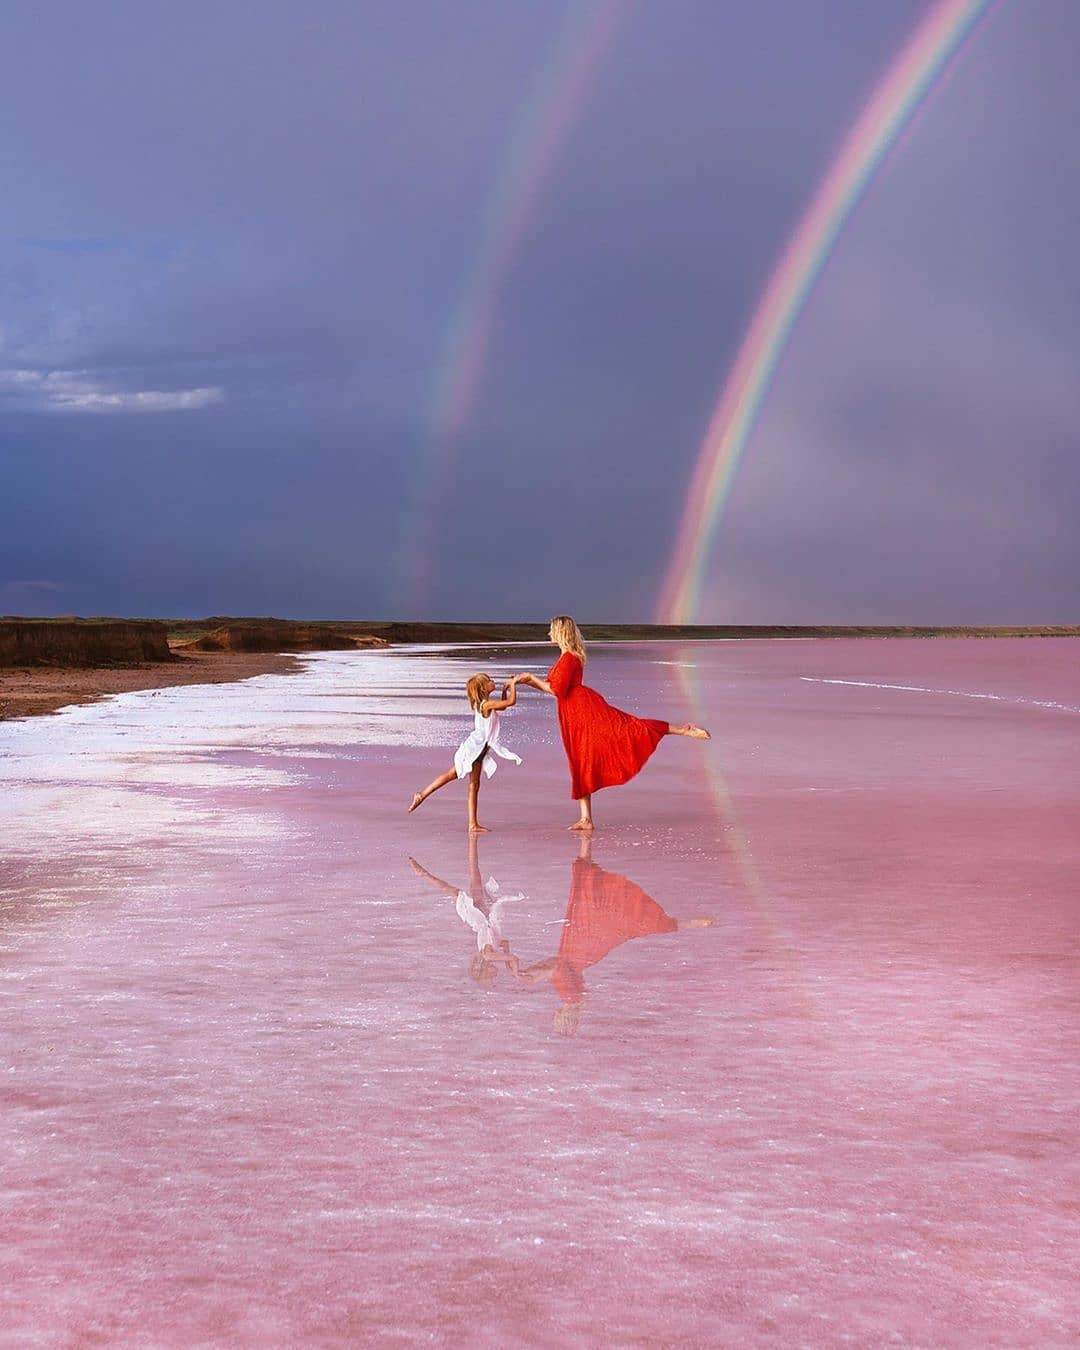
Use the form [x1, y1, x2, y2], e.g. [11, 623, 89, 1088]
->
[659, 0, 991, 624]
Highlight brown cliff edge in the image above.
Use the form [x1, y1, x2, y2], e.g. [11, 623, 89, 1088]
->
[1, 616, 1076, 723]
[0, 617, 389, 722]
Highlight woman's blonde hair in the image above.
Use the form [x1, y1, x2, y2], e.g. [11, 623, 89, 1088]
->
[554, 1002, 582, 1036]
[549, 615, 586, 665]
[466, 673, 491, 710]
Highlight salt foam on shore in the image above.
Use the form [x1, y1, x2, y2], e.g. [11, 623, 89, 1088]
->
[0, 650, 449, 858]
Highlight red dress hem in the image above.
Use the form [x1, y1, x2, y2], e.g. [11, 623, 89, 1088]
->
[548, 652, 669, 799]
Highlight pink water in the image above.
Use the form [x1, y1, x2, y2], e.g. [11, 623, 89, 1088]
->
[1, 639, 1077, 1346]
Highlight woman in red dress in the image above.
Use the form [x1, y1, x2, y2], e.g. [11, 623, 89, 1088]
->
[515, 615, 709, 831]
[515, 835, 713, 1035]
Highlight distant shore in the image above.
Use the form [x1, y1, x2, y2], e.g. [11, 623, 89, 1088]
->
[0, 618, 381, 722]
[323, 621, 1080, 644]
[1, 615, 1077, 723]
[0, 648, 301, 722]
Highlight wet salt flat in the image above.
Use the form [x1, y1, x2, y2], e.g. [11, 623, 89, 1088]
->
[1, 639, 1077, 1347]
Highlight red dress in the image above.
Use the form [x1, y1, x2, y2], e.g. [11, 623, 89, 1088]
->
[548, 651, 669, 798]
[552, 857, 678, 1003]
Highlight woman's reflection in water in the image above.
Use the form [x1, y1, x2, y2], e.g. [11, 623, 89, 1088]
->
[516, 834, 714, 1035]
[409, 834, 524, 986]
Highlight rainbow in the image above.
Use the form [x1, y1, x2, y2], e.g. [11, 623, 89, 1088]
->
[673, 652, 824, 1027]
[400, 0, 626, 613]
[659, 0, 991, 624]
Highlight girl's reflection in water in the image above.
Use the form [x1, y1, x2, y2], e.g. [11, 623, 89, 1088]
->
[517, 835, 714, 1036]
[409, 835, 525, 986]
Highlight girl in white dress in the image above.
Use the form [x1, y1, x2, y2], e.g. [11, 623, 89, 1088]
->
[409, 843, 525, 985]
[408, 673, 522, 833]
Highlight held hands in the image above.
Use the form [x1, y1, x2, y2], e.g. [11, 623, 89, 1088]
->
[505, 671, 555, 697]
[498, 672, 549, 697]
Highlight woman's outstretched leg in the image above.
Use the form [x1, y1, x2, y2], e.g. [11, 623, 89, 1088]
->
[409, 764, 457, 813]
[568, 793, 594, 832]
[467, 755, 489, 833]
[668, 722, 710, 739]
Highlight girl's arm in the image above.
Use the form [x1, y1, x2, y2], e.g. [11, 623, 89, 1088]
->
[481, 678, 518, 714]
[515, 672, 554, 696]
[480, 943, 519, 967]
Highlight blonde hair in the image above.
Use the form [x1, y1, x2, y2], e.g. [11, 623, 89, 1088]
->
[554, 1003, 582, 1037]
[466, 673, 491, 711]
[469, 952, 498, 985]
[549, 615, 586, 665]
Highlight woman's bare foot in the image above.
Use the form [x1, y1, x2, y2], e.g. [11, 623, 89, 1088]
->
[568, 819, 595, 832]
[469, 823, 490, 834]
[683, 917, 715, 928]
[408, 792, 423, 813]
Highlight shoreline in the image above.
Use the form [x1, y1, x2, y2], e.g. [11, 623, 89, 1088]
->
[0, 649, 301, 724]
[3, 619, 1078, 725]
[273, 621, 1080, 644]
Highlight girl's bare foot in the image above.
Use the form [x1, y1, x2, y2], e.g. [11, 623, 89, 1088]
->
[568, 819, 595, 832]
[469, 824, 490, 834]
[684, 917, 715, 928]
[408, 792, 423, 813]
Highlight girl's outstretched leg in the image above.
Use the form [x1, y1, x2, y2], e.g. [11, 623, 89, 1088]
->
[668, 723, 710, 739]
[568, 793, 594, 832]
[467, 755, 488, 833]
[409, 764, 457, 813]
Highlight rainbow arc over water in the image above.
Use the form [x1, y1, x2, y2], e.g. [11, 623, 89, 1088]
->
[659, 0, 990, 625]
[400, 0, 625, 613]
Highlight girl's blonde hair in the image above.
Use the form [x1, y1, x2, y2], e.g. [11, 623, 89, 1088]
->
[469, 951, 498, 985]
[549, 615, 586, 665]
[466, 673, 491, 711]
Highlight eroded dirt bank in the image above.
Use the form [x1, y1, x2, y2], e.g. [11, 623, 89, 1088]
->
[0, 618, 394, 722]
[0, 648, 301, 722]
[0, 618, 172, 666]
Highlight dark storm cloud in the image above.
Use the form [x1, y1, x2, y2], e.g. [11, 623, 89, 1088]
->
[0, 0, 1075, 620]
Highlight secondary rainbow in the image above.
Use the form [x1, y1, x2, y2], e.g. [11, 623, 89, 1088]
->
[659, 0, 991, 624]
[400, 0, 625, 613]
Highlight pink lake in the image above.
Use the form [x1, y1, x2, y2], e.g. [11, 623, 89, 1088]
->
[1, 639, 1077, 1346]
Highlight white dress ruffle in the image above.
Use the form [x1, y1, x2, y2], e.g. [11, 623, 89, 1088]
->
[454, 876, 525, 950]
[453, 708, 522, 780]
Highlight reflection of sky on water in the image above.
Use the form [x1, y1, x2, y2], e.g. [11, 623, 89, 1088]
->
[0, 641, 1077, 1345]
[412, 832, 713, 1035]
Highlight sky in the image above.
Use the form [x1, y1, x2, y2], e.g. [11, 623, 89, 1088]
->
[0, 0, 1076, 623]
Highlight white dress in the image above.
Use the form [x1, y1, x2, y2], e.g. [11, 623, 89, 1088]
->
[453, 707, 522, 780]
[454, 876, 525, 950]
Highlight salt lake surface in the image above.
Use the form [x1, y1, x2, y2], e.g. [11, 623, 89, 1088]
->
[1, 639, 1077, 1346]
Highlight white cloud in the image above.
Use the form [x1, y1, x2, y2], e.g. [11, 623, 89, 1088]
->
[0, 367, 223, 413]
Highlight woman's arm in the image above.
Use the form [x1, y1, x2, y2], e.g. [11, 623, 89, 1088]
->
[512, 957, 557, 984]
[515, 672, 554, 696]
